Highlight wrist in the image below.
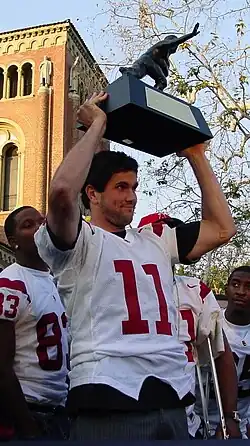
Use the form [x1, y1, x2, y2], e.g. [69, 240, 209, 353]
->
[224, 411, 241, 423]
[92, 116, 107, 131]
[185, 148, 207, 159]
[178, 143, 209, 161]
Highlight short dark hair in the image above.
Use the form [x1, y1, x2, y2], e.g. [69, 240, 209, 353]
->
[228, 266, 250, 284]
[4, 206, 33, 242]
[81, 151, 138, 209]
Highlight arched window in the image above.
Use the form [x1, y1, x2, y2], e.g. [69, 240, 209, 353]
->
[0, 68, 4, 100]
[3, 144, 18, 211]
[21, 63, 32, 96]
[7, 65, 18, 99]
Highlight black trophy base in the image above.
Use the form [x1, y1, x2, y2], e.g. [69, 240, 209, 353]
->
[77, 74, 213, 157]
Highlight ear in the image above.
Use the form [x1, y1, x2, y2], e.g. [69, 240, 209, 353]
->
[225, 284, 228, 295]
[85, 185, 101, 206]
[8, 235, 17, 251]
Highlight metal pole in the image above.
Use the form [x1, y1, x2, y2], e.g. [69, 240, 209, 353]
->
[207, 336, 229, 440]
[196, 360, 211, 439]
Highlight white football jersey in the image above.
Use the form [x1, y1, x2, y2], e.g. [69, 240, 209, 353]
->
[174, 275, 224, 437]
[208, 312, 250, 437]
[0, 263, 68, 406]
[35, 220, 193, 401]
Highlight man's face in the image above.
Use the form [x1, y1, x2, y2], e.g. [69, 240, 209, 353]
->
[96, 171, 138, 228]
[13, 208, 44, 254]
[226, 271, 250, 312]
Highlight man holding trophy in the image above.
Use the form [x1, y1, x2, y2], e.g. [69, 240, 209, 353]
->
[34, 85, 236, 439]
[34, 20, 237, 441]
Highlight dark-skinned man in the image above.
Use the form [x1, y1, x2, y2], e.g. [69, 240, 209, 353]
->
[0, 206, 69, 440]
[207, 266, 250, 438]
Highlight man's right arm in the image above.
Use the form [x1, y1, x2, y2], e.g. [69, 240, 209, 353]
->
[47, 92, 107, 248]
[0, 320, 40, 438]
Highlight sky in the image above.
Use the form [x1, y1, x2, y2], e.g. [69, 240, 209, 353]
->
[0, 0, 162, 224]
[3, 1, 247, 224]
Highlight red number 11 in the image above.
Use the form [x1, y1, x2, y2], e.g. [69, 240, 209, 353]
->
[114, 260, 172, 336]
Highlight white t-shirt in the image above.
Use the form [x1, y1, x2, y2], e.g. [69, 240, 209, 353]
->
[35, 220, 193, 401]
[208, 312, 250, 438]
[0, 263, 68, 406]
[174, 275, 224, 437]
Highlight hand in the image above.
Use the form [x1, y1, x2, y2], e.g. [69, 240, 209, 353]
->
[177, 141, 210, 158]
[192, 22, 200, 36]
[247, 422, 250, 439]
[19, 416, 43, 439]
[77, 91, 108, 130]
[19, 423, 42, 439]
[215, 419, 242, 439]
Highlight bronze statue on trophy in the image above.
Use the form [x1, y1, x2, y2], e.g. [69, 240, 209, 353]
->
[119, 23, 200, 91]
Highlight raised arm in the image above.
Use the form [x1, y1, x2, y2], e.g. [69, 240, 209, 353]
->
[174, 22, 200, 46]
[180, 143, 236, 261]
[47, 92, 107, 247]
[154, 22, 199, 51]
[170, 32, 195, 46]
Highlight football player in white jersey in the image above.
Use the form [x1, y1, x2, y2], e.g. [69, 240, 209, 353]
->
[207, 266, 250, 438]
[174, 274, 241, 439]
[138, 213, 241, 439]
[0, 206, 69, 441]
[35, 91, 236, 440]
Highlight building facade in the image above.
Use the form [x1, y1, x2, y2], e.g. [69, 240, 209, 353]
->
[0, 20, 107, 269]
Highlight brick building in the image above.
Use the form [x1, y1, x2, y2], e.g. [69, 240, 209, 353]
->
[0, 20, 107, 270]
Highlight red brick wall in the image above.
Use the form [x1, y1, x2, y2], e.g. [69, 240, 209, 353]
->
[0, 43, 67, 224]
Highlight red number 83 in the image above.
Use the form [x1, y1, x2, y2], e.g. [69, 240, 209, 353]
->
[36, 312, 67, 371]
[0, 292, 19, 319]
[0, 292, 67, 372]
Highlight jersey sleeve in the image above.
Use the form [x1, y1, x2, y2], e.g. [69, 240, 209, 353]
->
[145, 221, 200, 265]
[175, 222, 200, 264]
[0, 275, 30, 322]
[34, 218, 92, 276]
[149, 221, 179, 265]
[196, 282, 225, 364]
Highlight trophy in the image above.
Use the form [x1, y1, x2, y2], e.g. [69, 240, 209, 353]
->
[77, 23, 212, 157]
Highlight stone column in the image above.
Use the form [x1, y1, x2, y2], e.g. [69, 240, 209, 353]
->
[3, 69, 7, 99]
[17, 66, 22, 97]
[6, 70, 10, 99]
[36, 85, 50, 215]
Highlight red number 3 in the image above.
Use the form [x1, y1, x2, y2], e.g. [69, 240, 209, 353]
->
[0, 292, 20, 319]
[114, 260, 172, 335]
[180, 309, 195, 362]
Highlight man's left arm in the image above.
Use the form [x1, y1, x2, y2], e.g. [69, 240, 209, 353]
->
[215, 334, 241, 438]
[180, 143, 236, 261]
[197, 290, 240, 439]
